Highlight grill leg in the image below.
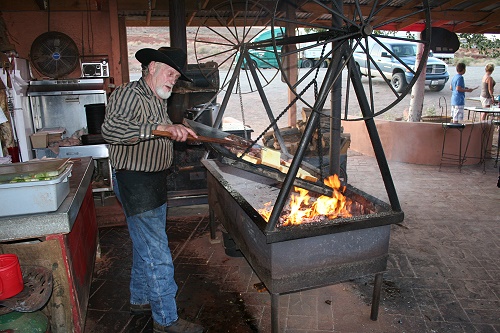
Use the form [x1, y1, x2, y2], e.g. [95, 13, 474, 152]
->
[208, 207, 220, 243]
[271, 293, 279, 333]
[370, 272, 384, 321]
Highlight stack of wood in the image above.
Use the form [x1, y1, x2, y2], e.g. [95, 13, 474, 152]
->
[262, 108, 350, 156]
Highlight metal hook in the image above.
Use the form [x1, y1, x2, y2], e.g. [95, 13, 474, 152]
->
[438, 96, 448, 117]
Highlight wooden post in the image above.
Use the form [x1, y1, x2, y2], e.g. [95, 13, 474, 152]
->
[169, 0, 187, 54]
[108, 0, 124, 86]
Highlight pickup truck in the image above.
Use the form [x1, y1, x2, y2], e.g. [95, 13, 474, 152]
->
[353, 40, 449, 93]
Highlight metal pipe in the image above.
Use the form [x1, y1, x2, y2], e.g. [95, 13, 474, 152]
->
[329, 0, 343, 177]
[244, 52, 289, 155]
[271, 293, 279, 333]
[370, 272, 383, 321]
[266, 46, 345, 231]
[346, 47, 402, 212]
[213, 48, 246, 129]
[209, 207, 217, 241]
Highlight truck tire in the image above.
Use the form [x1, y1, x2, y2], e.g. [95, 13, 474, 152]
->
[391, 72, 407, 93]
[429, 84, 445, 92]
[301, 59, 314, 68]
[317, 60, 328, 68]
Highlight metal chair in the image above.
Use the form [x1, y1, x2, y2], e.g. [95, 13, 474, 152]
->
[438, 97, 466, 171]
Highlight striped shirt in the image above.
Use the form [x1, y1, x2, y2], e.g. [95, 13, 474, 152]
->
[101, 78, 173, 172]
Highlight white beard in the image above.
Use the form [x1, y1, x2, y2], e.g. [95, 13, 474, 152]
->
[156, 88, 172, 100]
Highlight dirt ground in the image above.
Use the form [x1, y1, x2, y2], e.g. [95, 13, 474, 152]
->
[220, 65, 489, 141]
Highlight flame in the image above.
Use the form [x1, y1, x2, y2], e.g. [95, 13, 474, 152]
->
[258, 174, 352, 226]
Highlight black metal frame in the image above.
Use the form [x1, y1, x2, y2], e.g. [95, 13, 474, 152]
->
[196, 2, 439, 332]
[212, 39, 402, 233]
[203, 159, 403, 333]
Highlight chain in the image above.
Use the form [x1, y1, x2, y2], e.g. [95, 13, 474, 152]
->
[236, 75, 248, 138]
[314, 43, 327, 180]
[235, 78, 316, 164]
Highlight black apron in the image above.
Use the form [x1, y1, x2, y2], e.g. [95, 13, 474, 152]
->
[115, 169, 168, 217]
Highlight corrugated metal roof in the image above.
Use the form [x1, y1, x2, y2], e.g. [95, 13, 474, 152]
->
[0, 0, 498, 34]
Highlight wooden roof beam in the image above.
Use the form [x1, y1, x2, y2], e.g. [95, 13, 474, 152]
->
[465, 0, 499, 12]
[430, 20, 451, 28]
[187, 0, 210, 26]
[450, 21, 474, 33]
[34, 0, 47, 10]
[430, 0, 469, 11]
[146, 0, 156, 26]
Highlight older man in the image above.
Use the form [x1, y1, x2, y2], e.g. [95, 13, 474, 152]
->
[102, 47, 204, 333]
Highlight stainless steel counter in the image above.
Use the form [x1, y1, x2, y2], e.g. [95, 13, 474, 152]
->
[0, 157, 94, 242]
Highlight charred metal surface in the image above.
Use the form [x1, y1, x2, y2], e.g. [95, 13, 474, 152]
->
[186, 119, 332, 196]
[220, 156, 332, 197]
[203, 159, 402, 295]
[203, 159, 403, 243]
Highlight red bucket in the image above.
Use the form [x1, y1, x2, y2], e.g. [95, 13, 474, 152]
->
[0, 254, 24, 300]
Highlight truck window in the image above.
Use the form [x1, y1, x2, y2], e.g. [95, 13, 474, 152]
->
[371, 44, 382, 56]
[392, 45, 416, 57]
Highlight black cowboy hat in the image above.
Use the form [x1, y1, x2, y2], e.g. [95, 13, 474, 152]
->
[135, 47, 192, 82]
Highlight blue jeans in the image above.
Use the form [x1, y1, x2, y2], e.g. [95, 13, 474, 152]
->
[113, 172, 178, 326]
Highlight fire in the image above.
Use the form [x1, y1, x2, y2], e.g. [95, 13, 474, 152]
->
[258, 174, 352, 226]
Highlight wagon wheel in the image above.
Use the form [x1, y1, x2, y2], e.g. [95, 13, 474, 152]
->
[272, 0, 432, 120]
[194, 0, 279, 94]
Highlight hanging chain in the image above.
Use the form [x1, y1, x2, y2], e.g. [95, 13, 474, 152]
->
[235, 78, 318, 163]
[236, 75, 248, 138]
[315, 43, 327, 181]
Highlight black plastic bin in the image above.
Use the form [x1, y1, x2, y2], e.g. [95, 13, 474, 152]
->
[85, 103, 106, 134]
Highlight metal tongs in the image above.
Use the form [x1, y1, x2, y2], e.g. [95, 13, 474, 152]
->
[152, 130, 252, 149]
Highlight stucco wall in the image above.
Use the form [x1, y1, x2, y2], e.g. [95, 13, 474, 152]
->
[342, 119, 492, 166]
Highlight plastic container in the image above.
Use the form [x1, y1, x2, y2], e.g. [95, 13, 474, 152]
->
[0, 254, 24, 300]
[0, 165, 72, 217]
[84, 103, 106, 134]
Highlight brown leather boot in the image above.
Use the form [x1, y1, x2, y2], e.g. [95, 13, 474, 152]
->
[153, 318, 204, 333]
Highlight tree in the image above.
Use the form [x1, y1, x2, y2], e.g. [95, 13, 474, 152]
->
[459, 33, 500, 58]
[408, 39, 426, 122]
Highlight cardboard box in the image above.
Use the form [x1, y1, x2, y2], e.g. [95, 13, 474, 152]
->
[30, 132, 48, 148]
[40, 127, 65, 144]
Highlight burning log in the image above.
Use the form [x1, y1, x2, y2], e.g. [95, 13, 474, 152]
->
[258, 174, 351, 226]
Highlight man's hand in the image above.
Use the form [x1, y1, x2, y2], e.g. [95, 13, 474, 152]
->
[156, 124, 198, 142]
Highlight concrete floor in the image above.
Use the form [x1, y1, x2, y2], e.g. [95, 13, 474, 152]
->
[84, 150, 499, 333]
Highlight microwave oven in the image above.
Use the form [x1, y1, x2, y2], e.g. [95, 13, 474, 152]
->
[82, 61, 109, 78]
